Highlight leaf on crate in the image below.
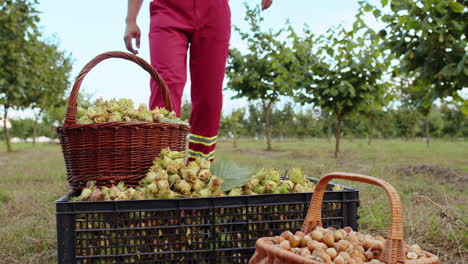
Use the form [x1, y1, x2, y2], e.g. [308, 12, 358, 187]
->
[211, 160, 252, 192]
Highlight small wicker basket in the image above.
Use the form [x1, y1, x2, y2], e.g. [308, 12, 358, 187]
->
[249, 172, 440, 264]
[57, 51, 189, 190]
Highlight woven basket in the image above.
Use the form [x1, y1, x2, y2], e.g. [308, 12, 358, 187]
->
[249, 172, 440, 264]
[57, 51, 189, 190]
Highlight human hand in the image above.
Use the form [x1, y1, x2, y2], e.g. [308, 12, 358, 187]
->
[261, 0, 272, 10]
[124, 21, 141, 55]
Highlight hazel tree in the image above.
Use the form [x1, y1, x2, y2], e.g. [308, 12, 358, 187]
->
[294, 14, 390, 158]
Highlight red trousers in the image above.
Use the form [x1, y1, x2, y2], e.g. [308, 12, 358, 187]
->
[149, 0, 231, 161]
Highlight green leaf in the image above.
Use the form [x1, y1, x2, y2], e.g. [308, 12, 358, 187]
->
[438, 63, 457, 77]
[363, 3, 373, 12]
[373, 9, 382, 18]
[455, 54, 466, 75]
[211, 160, 252, 192]
[381, 0, 389, 7]
[330, 88, 339, 96]
[449, 1, 465, 13]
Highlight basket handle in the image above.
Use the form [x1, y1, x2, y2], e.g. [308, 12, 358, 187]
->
[301, 172, 405, 264]
[63, 51, 173, 126]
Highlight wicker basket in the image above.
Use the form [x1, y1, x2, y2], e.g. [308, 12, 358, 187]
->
[249, 172, 440, 264]
[57, 51, 189, 190]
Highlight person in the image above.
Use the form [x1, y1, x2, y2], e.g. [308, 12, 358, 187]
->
[124, 0, 272, 161]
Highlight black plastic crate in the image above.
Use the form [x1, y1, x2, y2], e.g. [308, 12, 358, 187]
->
[56, 179, 359, 264]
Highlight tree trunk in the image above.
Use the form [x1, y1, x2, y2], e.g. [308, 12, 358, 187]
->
[232, 135, 238, 149]
[368, 116, 373, 146]
[334, 114, 342, 159]
[3, 106, 12, 152]
[263, 101, 272, 151]
[33, 116, 38, 147]
[425, 115, 430, 147]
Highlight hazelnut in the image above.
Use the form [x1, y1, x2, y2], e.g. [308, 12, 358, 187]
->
[338, 251, 350, 260]
[350, 250, 365, 261]
[311, 230, 324, 241]
[356, 232, 365, 242]
[281, 231, 293, 240]
[355, 245, 365, 254]
[295, 231, 305, 238]
[333, 255, 345, 264]
[333, 230, 344, 241]
[292, 247, 301, 254]
[352, 256, 364, 263]
[290, 235, 301, 248]
[279, 240, 291, 250]
[371, 239, 384, 250]
[323, 232, 335, 247]
[345, 233, 359, 243]
[318, 252, 332, 263]
[318, 242, 329, 250]
[375, 236, 385, 243]
[307, 240, 321, 251]
[364, 250, 374, 260]
[363, 238, 373, 250]
[272, 236, 285, 244]
[409, 244, 421, 254]
[407, 252, 418, 260]
[300, 248, 311, 256]
[335, 240, 351, 252]
[325, 247, 338, 259]
[301, 235, 313, 248]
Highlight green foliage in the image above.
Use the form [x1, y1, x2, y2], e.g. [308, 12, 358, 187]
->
[180, 101, 191, 121]
[211, 160, 252, 192]
[226, 5, 297, 150]
[365, 0, 467, 102]
[0, 0, 72, 150]
[0, 0, 40, 109]
[290, 11, 390, 156]
[9, 118, 56, 140]
[220, 108, 245, 147]
[218, 102, 466, 140]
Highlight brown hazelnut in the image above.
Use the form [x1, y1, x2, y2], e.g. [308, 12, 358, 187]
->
[363, 238, 373, 250]
[307, 240, 321, 251]
[325, 247, 338, 259]
[333, 230, 344, 241]
[289, 235, 301, 248]
[318, 242, 329, 250]
[333, 255, 345, 264]
[295, 231, 305, 238]
[364, 250, 374, 260]
[318, 252, 332, 263]
[300, 248, 311, 256]
[281, 231, 293, 240]
[352, 256, 364, 264]
[407, 252, 418, 260]
[311, 230, 324, 241]
[301, 235, 312, 248]
[375, 235, 385, 243]
[272, 236, 285, 244]
[279, 240, 291, 250]
[335, 240, 351, 252]
[323, 232, 335, 247]
[338, 251, 350, 260]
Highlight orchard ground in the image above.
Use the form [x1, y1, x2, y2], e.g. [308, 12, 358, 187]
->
[0, 139, 466, 263]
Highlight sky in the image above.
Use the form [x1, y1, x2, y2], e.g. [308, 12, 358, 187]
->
[11, 0, 378, 118]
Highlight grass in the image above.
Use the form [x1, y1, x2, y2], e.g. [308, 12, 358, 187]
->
[0, 139, 466, 263]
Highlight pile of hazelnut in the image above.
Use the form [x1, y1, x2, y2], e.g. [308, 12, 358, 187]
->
[265, 227, 427, 263]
